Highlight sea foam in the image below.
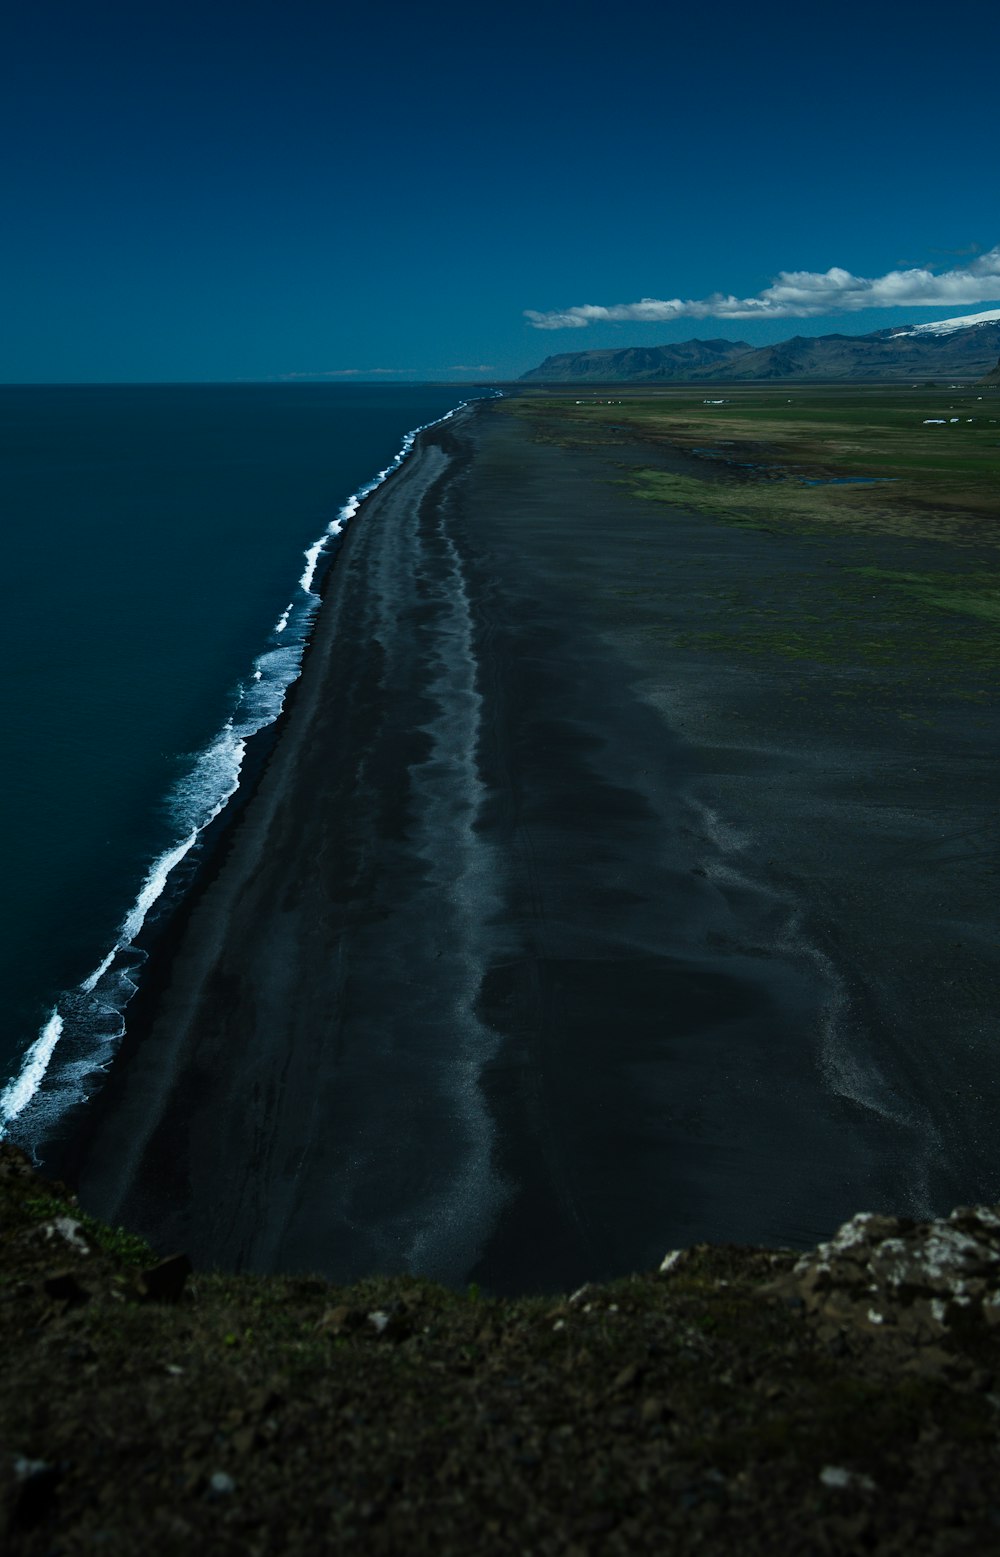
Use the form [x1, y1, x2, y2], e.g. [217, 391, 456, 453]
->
[0, 395, 484, 1147]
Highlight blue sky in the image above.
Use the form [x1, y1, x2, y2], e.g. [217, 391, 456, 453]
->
[3, 0, 999, 383]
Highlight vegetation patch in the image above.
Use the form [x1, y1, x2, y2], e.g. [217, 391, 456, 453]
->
[5, 1144, 1000, 1554]
[508, 387, 1000, 548]
[14, 1190, 154, 1270]
[499, 392, 1000, 685]
[853, 568, 1000, 625]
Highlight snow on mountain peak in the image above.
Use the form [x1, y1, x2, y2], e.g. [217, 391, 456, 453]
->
[891, 308, 1000, 339]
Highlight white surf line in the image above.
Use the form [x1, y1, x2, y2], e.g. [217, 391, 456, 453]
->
[233, 442, 464, 1275]
[0, 395, 487, 1145]
[297, 396, 483, 598]
[0, 1013, 63, 1127]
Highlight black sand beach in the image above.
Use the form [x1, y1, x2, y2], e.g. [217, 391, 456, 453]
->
[54, 400, 1000, 1294]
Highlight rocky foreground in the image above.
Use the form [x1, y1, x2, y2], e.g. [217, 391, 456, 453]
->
[3, 1145, 1000, 1554]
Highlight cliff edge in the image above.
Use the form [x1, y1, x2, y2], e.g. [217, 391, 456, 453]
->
[3, 1143, 1000, 1553]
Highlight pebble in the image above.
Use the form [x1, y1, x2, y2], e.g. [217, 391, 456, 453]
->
[820, 1465, 876, 1493]
[40, 1218, 90, 1256]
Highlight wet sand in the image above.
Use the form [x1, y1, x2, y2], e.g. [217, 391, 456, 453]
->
[54, 401, 1000, 1293]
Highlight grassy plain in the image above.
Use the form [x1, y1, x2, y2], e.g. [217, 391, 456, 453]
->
[504, 385, 1000, 682]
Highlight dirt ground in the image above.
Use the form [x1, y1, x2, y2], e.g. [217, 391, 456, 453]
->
[4, 1144, 1000, 1555]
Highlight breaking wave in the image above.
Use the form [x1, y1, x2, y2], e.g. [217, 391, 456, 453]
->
[0, 396, 482, 1148]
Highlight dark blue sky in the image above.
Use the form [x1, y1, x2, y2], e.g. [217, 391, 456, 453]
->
[3, 0, 998, 382]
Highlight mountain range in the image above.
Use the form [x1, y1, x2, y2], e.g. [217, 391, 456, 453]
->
[520, 309, 1000, 384]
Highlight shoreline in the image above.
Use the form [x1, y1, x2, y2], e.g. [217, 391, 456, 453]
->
[46, 406, 482, 1187]
[50, 416, 503, 1282]
[50, 396, 999, 1294]
[7, 395, 480, 1153]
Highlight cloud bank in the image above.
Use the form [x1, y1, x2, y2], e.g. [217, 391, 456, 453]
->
[525, 247, 1000, 330]
[279, 367, 415, 379]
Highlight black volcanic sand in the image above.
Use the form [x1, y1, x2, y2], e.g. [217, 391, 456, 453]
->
[53, 402, 1000, 1294]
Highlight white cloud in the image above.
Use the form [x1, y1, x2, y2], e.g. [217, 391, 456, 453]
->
[279, 367, 415, 379]
[525, 246, 1000, 329]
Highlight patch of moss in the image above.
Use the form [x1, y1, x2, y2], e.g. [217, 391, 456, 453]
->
[20, 1189, 154, 1268]
[627, 467, 992, 549]
[506, 388, 1000, 548]
[618, 560, 1000, 680]
[853, 568, 1000, 625]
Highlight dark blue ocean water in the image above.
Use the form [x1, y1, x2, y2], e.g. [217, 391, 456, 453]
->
[0, 382, 478, 1144]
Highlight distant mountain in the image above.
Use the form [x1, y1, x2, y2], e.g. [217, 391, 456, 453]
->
[519, 338, 752, 383]
[521, 309, 1000, 384]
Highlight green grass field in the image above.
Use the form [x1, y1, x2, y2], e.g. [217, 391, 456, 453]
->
[508, 385, 1000, 547]
[504, 387, 1000, 684]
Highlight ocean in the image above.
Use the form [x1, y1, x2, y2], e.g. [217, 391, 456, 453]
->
[0, 382, 480, 1148]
